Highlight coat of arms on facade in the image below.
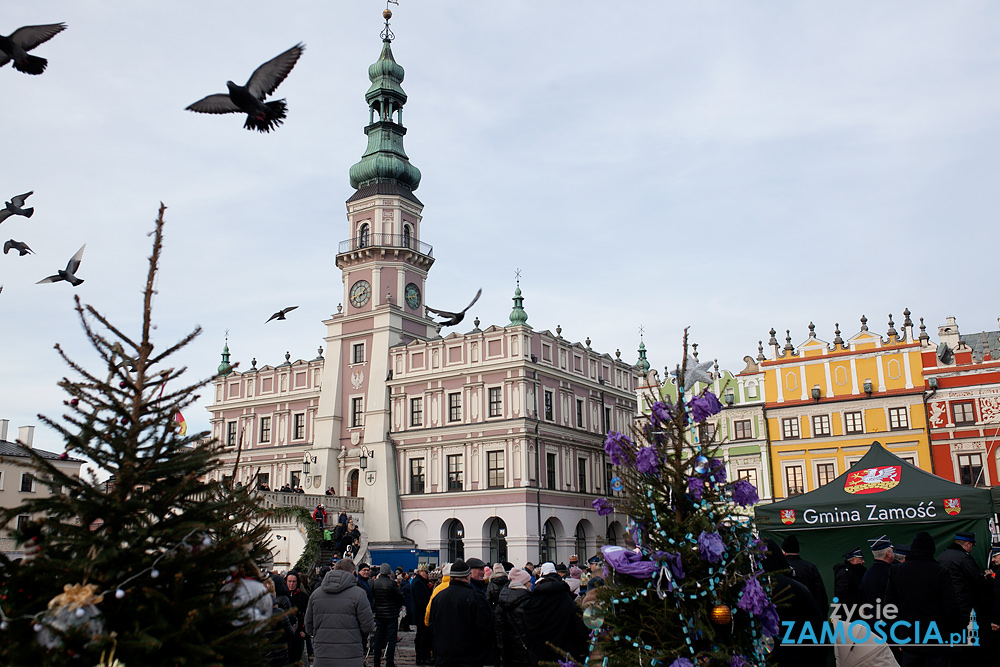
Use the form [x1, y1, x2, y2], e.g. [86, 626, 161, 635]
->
[365, 470, 377, 486]
[943, 497, 962, 515]
[780, 509, 795, 525]
[351, 370, 364, 389]
[844, 465, 901, 495]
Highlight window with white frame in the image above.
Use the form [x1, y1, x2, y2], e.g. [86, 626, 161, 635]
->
[448, 393, 462, 422]
[259, 416, 271, 443]
[957, 453, 984, 486]
[226, 421, 238, 446]
[733, 419, 752, 440]
[812, 415, 831, 437]
[410, 397, 423, 427]
[447, 454, 464, 491]
[888, 407, 909, 430]
[0, 469, 5, 491]
[350, 398, 364, 428]
[487, 451, 505, 489]
[576, 399, 585, 428]
[815, 462, 836, 487]
[410, 458, 425, 494]
[781, 417, 800, 440]
[844, 411, 863, 434]
[293, 413, 306, 440]
[784, 466, 804, 496]
[352, 342, 365, 365]
[20, 473, 34, 493]
[544, 391, 554, 421]
[952, 401, 975, 425]
[737, 468, 758, 490]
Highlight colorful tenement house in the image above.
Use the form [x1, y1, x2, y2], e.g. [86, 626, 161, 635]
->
[639, 346, 773, 501]
[921, 316, 1000, 486]
[207, 19, 638, 566]
[761, 313, 931, 500]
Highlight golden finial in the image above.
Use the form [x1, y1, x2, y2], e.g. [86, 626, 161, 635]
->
[383, 9, 392, 19]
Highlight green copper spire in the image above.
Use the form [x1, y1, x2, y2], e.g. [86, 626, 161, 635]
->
[348, 29, 421, 192]
[637, 341, 650, 374]
[218, 342, 232, 377]
[508, 286, 528, 327]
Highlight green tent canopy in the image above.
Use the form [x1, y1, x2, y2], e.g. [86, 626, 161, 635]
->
[755, 441, 995, 605]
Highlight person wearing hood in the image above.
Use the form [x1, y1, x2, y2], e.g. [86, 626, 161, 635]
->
[761, 540, 831, 667]
[833, 547, 867, 608]
[372, 563, 404, 667]
[781, 534, 827, 611]
[496, 568, 533, 667]
[305, 558, 376, 667]
[429, 559, 495, 667]
[486, 563, 509, 608]
[885, 531, 960, 665]
[565, 566, 583, 597]
[522, 562, 589, 665]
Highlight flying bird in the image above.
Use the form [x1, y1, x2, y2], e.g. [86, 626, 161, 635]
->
[266, 306, 298, 323]
[0, 191, 34, 223]
[425, 288, 482, 327]
[0, 23, 67, 75]
[186, 43, 304, 133]
[4, 239, 33, 256]
[37, 244, 86, 287]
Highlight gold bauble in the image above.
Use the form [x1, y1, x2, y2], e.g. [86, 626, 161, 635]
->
[383, 9, 393, 19]
[709, 604, 732, 625]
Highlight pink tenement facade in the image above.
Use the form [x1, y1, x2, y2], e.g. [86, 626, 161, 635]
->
[206, 27, 638, 566]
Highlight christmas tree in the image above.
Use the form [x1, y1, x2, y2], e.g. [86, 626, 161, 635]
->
[0, 205, 277, 667]
[584, 334, 776, 667]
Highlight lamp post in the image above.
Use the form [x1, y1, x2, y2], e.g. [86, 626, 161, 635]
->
[302, 453, 317, 475]
[359, 445, 374, 470]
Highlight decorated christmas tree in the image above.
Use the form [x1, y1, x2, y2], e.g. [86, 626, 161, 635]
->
[0, 205, 277, 667]
[584, 334, 777, 667]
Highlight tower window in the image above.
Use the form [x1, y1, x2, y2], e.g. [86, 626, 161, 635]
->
[358, 222, 370, 249]
[403, 225, 412, 249]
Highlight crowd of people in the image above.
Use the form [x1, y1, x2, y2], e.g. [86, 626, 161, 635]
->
[775, 530, 1000, 666]
[243, 552, 602, 667]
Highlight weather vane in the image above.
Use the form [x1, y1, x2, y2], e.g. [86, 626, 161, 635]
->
[515, 268, 521, 287]
[639, 324, 645, 340]
[382, 0, 399, 41]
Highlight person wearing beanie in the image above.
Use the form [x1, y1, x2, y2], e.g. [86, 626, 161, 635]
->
[496, 568, 532, 667]
[885, 531, 961, 662]
[522, 559, 589, 665]
[486, 562, 509, 608]
[781, 534, 827, 611]
[429, 559, 494, 666]
[371, 563, 404, 667]
[566, 566, 583, 596]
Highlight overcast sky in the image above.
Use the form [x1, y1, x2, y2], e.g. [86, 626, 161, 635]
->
[4, 1, 1000, 450]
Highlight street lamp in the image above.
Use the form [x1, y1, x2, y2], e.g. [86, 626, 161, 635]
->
[359, 445, 374, 470]
[303, 453, 317, 474]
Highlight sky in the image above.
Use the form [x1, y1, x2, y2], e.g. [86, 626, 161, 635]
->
[4, 1, 1000, 451]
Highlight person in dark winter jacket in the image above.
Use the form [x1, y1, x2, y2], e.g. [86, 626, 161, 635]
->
[486, 563, 509, 609]
[399, 572, 414, 631]
[356, 563, 375, 609]
[306, 558, 376, 667]
[496, 568, 533, 667]
[885, 531, 961, 665]
[832, 547, 866, 608]
[467, 557, 489, 598]
[262, 577, 295, 667]
[339, 519, 361, 555]
[522, 562, 589, 666]
[410, 565, 434, 665]
[781, 534, 828, 611]
[938, 531, 984, 629]
[372, 563, 405, 667]
[861, 535, 895, 606]
[286, 571, 311, 664]
[762, 540, 830, 666]
[430, 559, 495, 667]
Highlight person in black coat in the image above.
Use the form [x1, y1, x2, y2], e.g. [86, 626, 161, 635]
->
[496, 568, 533, 667]
[763, 540, 830, 666]
[410, 566, 434, 665]
[832, 547, 866, 608]
[937, 531, 984, 630]
[885, 530, 961, 665]
[522, 563, 589, 666]
[429, 559, 495, 667]
[372, 564, 405, 667]
[781, 534, 828, 612]
[861, 535, 895, 606]
[399, 572, 414, 631]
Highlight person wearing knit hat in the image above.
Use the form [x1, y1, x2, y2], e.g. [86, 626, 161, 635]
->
[781, 534, 827, 611]
[486, 563, 509, 608]
[555, 562, 569, 577]
[371, 562, 404, 667]
[497, 569, 532, 667]
[566, 566, 583, 596]
[429, 559, 494, 666]
[539, 562, 557, 577]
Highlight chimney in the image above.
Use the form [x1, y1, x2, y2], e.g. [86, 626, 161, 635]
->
[0, 419, 8, 441]
[18, 425, 34, 449]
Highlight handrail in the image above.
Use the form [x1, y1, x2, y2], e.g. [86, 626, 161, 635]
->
[338, 233, 433, 257]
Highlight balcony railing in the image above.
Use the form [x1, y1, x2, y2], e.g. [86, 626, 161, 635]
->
[338, 233, 433, 257]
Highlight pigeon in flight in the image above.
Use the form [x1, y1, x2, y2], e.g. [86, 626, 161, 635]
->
[3, 239, 33, 256]
[0, 191, 34, 224]
[0, 23, 67, 75]
[37, 244, 86, 287]
[266, 306, 298, 323]
[425, 288, 482, 327]
[186, 43, 304, 133]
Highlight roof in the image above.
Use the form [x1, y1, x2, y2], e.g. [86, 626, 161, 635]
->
[0, 439, 85, 463]
[960, 330, 1000, 362]
[346, 180, 422, 206]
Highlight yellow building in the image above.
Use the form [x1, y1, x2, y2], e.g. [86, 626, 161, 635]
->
[762, 314, 931, 500]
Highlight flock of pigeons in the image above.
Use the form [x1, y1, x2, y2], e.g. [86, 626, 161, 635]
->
[2, 19, 481, 326]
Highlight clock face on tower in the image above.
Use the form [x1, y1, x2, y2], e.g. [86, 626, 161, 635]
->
[349, 280, 371, 308]
[404, 282, 421, 310]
